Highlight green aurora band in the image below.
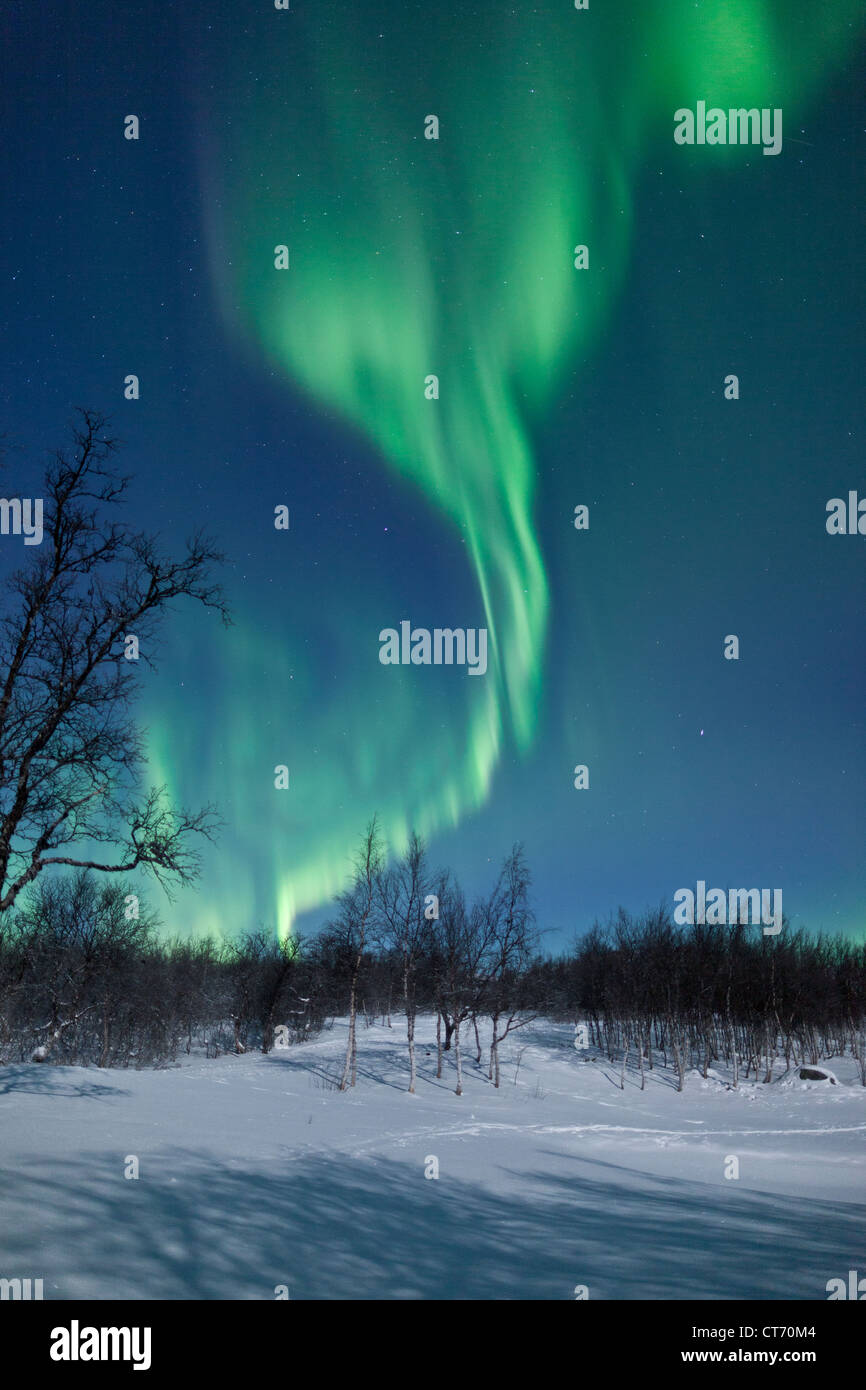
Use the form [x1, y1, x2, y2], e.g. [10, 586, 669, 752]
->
[169, 0, 863, 939]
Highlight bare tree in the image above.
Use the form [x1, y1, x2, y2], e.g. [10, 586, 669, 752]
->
[434, 884, 491, 1097]
[0, 410, 228, 913]
[376, 832, 434, 1093]
[483, 845, 538, 1088]
[337, 817, 383, 1091]
[11, 871, 156, 1063]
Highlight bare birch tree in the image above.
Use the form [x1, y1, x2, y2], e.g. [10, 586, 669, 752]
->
[483, 845, 538, 1088]
[376, 832, 434, 1093]
[338, 817, 383, 1091]
[0, 410, 228, 914]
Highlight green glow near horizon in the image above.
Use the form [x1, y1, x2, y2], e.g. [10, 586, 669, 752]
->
[177, 1, 864, 940]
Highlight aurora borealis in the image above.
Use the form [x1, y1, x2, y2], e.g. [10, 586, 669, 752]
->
[2, 1, 864, 943]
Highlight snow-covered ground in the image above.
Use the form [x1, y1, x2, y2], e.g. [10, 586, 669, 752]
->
[1, 1017, 864, 1300]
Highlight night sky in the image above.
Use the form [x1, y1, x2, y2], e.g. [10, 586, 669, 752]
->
[1, 1, 864, 946]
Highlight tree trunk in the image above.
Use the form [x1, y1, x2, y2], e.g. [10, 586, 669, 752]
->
[488, 1012, 500, 1080]
[407, 1009, 416, 1093]
[340, 980, 357, 1091]
[99, 1008, 111, 1069]
[671, 1026, 684, 1093]
[403, 967, 415, 1094]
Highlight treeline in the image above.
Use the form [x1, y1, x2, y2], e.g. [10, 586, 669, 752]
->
[562, 908, 866, 1090]
[1, 829, 864, 1092]
[0, 874, 324, 1068]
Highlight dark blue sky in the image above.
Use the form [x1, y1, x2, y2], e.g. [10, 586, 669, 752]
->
[1, 1, 863, 946]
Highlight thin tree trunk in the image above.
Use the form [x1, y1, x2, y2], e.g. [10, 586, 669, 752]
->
[488, 1012, 500, 1080]
[350, 1014, 359, 1087]
[671, 1027, 684, 1093]
[340, 978, 358, 1091]
[407, 1010, 416, 1093]
[100, 1008, 110, 1069]
[763, 1026, 776, 1084]
[403, 963, 415, 1094]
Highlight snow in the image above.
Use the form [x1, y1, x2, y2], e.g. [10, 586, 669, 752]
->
[1, 1017, 864, 1300]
